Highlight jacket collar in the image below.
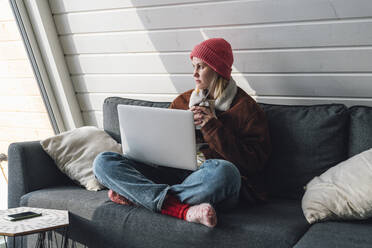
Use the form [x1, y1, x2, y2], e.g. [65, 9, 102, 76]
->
[188, 78, 238, 111]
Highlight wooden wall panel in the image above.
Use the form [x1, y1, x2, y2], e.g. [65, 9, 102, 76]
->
[65, 49, 372, 74]
[72, 74, 372, 98]
[49, 0, 214, 13]
[48, 0, 372, 124]
[256, 96, 372, 107]
[53, 1, 372, 34]
[82, 111, 102, 128]
[72, 74, 195, 94]
[60, 20, 372, 54]
[77, 93, 176, 111]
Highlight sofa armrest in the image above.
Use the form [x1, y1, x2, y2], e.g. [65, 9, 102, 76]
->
[8, 141, 74, 208]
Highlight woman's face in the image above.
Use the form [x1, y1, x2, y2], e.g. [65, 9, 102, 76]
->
[192, 57, 217, 90]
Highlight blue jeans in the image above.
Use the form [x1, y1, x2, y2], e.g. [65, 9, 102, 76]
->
[93, 152, 241, 212]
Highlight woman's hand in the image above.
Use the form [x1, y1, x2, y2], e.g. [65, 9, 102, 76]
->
[190, 105, 216, 127]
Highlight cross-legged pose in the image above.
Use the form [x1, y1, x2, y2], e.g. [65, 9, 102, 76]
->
[93, 38, 271, 228]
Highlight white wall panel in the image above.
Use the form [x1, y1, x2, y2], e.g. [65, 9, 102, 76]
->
[256, 96, 372, 107]
[244, 74, 372, 98]
[66, 49, 372, 74]
[82, 111, 102, 128]
[53, 0, 372, 34]
[48, 0, 372, 126]
[49, 0, 215, 13]
[66, 53, 187, 74]
[60, 20, 372, 54]
[72, 74, 372, 98]
[77, 93, 177, 111]
[72, 74, 195, 94]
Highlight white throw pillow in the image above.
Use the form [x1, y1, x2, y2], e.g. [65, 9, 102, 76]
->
[40, 126, 122, 191]
[302, 148, 372, 224]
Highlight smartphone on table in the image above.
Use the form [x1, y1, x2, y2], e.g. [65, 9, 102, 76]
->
[3, 211, 42, 221]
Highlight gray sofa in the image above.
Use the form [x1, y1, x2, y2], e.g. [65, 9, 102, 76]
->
[8, 97, 372, 248]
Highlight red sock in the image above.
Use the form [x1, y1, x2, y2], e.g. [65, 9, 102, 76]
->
[161, 194, 190, 220]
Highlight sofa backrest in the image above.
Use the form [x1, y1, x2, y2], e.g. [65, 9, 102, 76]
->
[348, 106, 372, 157]
[103, 97, 371, 200]
[259, 103, 349, 200]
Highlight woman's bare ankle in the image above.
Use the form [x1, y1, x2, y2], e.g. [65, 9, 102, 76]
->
[108, 189, 135, 206]
[185, 203, 217, 228]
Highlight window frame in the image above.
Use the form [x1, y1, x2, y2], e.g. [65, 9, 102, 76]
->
[9, 0, 83, 133]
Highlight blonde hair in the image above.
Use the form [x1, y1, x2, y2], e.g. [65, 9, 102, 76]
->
[209, 74, 229, 100]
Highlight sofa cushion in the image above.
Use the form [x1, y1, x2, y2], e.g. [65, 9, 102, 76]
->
[258, 103, 349, 200]
[302, 148, 372, 224]
[103, 97, 170, 143]
[294, 220, 372, 248]
[40, 126, 122, 191]
[20, 186, 309, 248]
[348, 106, 372, 157]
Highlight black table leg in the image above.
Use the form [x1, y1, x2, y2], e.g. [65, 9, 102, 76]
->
[35, 232, 46, 248]
[53, 231, 58, 248]
[2, 228, 69, 248]
[61, 227, 68, 248]
[2, 236, 7, 248]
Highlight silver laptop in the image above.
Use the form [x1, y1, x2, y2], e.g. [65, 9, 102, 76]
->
[117, 104, 198, 171]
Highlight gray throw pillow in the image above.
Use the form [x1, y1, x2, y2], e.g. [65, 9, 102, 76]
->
[40, 126, 122, 191]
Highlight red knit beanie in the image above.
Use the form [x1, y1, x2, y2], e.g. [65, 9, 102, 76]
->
[190, 38, 234, 80]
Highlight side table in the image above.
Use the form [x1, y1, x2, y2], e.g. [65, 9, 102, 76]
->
[0, 207, 69, 248]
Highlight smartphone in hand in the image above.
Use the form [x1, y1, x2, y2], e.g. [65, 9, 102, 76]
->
[3, 211, 42, 221]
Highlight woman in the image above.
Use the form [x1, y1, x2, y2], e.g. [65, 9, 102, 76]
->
[93, 38, 271, 228]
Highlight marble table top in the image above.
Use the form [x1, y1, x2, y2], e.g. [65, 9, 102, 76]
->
[0, 207, 69, 237]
